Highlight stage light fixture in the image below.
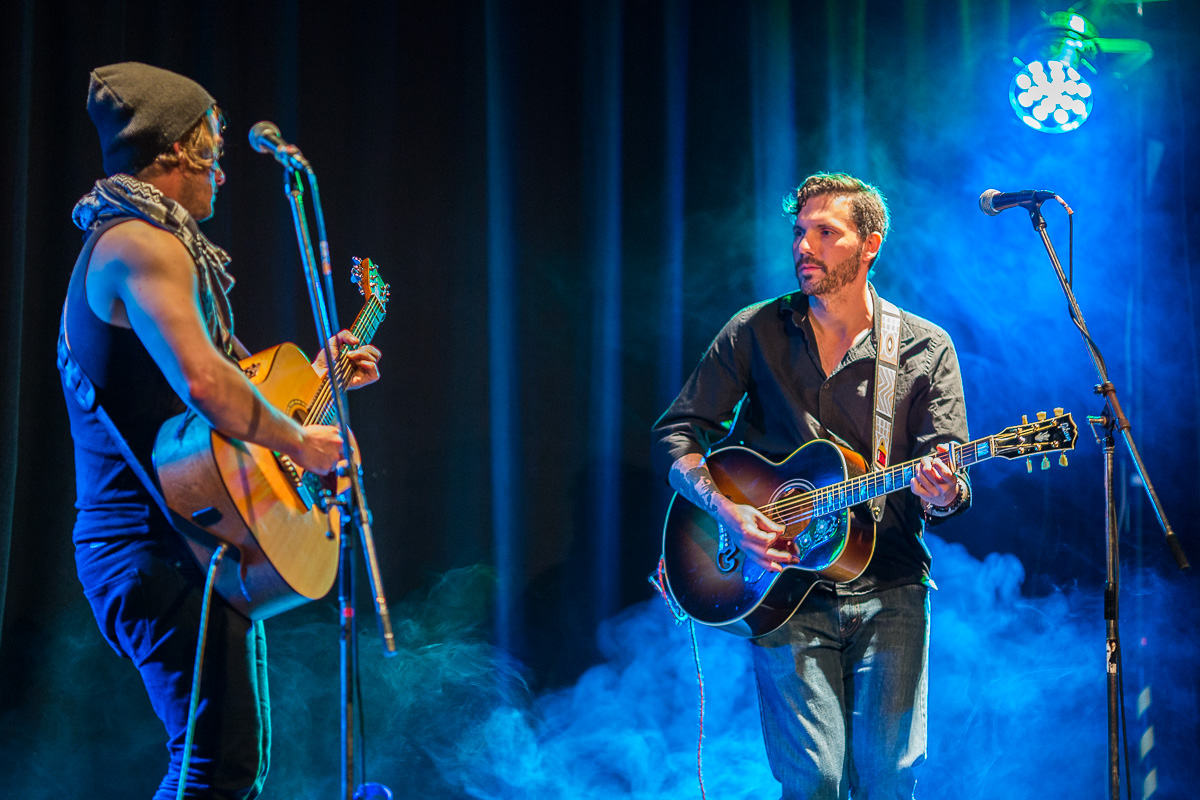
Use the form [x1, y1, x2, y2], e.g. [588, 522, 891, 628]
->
[1010, 58, 1093, 133]
[1009, 9, 1153, 134]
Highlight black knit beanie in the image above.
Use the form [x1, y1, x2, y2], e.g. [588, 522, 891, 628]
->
[87, 62, 216, 176]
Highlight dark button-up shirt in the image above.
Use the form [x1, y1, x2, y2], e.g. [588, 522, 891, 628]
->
[651, 285, 970, 592]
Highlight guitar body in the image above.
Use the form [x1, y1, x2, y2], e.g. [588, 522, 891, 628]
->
[153, 343, 343, 620]
[661, 440, 876, 639]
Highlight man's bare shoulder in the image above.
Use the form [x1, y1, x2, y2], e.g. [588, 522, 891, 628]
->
[91, 219, 191, 276]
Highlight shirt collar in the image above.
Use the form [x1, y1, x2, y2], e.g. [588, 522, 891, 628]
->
[778, 283, 908, 364]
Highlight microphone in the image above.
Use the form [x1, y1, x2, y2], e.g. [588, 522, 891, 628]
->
[248, 121, 311, 170]
[979, 189, 1057, 216]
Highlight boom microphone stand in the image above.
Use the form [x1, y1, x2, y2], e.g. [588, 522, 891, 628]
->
[986, 190, 1189, 800]
[252, 122, 397, 800]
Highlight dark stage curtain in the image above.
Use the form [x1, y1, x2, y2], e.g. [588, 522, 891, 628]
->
[0, 0, 36, 654]
[2, 1, 1198, 798]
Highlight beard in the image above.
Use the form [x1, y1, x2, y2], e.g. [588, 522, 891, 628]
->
[797, 243, 863, 297]
[178, 171, 217, 222]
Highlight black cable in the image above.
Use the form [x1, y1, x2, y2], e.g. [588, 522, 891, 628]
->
[1068, 203, 1074, 289]
[177, 544, 229, 800]
[1118, 632, 1133, 800]
[1062, 209, 1110, 378]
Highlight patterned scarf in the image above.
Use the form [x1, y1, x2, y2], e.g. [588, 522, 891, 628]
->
[72, 173, 236, 357]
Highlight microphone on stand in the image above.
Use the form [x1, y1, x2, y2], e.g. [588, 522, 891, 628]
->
[979, 188, 1058, 216]
[248, 121, 311, 171]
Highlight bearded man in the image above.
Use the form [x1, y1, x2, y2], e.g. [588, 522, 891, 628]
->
[652, 172, 970, 799]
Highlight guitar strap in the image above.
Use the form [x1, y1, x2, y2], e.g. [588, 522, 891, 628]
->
[868, 293, 903, 523]
[57, 294, 177, 526]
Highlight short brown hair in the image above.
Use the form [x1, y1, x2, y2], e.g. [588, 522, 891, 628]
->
[783, 172, 891, 245]
[141, 106, 224, 176]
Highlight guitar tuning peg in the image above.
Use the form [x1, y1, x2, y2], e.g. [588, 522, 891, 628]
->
[1022, 415, 1029, 424]
[1041, 455, 1050, 470]
[1059, 453, 1069, 467]
[1037, 411, 1047, 421]
[1054, 407, 1064, 417]
[1026, 457, 1033, 473]
[352, 256, 362, 265]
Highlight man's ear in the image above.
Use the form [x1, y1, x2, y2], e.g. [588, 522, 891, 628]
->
[863, 230, 883, 264]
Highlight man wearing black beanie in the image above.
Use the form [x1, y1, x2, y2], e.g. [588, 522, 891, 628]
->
[59, 63, 382, 799]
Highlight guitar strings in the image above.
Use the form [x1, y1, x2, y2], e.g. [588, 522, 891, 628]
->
[304, 301, 384, 427]
[274, 300, 384, 488]
[755, 442, 989, 530]
[306, 331, 367, 425]
[306, 309, 380, 426]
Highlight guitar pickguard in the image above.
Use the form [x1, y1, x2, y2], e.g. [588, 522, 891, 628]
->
[794, 511, 846, 560]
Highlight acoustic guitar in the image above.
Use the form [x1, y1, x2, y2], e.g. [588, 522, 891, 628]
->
[660, 412, 1078, 638]
[152, 257, 389, 620]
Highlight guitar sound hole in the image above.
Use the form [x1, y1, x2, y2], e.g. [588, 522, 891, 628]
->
[771, 485, 805, 526]
[768, 479, 813, 548]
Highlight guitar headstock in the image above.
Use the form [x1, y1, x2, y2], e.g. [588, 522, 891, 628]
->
[992, 410, 1078, 467]
[351, 257, 390, 310]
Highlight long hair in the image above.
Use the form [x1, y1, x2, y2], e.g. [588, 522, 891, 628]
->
[142, 106, 224, 175]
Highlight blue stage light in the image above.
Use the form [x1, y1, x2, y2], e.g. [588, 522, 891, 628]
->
[1008, 10, 1151, 135]
[1009, 59, 1093, 134]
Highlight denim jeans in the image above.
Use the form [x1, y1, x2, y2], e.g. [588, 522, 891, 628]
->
[76, 537, 271, 799]
[750, 583, 929, 800]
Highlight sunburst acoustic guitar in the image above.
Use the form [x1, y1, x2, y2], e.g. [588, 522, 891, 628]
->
[661, 411, 1078, 638]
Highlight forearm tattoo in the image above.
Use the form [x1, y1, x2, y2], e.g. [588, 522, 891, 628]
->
[679, 462, 724, 517]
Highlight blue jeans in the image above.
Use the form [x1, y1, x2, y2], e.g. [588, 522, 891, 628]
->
[750, 583, 929, 800]
[77, 537, 271, 799]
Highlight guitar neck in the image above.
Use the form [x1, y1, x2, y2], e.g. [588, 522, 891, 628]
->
[304, 298, 386, 427]
[808, 437, 995, 517]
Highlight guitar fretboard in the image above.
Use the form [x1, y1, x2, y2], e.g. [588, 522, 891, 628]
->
[777, 438, 995, 522]
[305, 297, 386, 427]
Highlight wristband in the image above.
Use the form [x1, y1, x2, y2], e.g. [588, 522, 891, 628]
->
[922, 476, 969, 519]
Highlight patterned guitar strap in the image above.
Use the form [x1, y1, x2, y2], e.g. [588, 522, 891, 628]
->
[869, 293, 903, 523]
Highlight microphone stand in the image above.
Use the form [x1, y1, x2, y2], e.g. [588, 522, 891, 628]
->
[1022, 199, 1189, 800]
[281, 164, 397, 800]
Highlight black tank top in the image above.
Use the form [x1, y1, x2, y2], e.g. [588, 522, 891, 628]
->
[63, 218, 187, 546]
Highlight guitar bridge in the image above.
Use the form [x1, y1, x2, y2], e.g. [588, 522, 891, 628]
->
[276, 452, 322, 511]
